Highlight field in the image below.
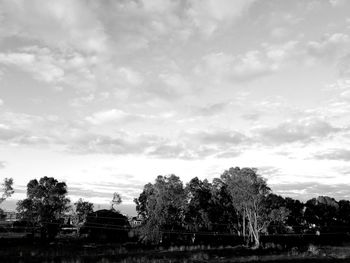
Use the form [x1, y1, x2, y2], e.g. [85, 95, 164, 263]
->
[1, 242, 350, 263]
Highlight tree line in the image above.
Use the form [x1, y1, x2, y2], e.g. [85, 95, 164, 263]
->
[134, 167, 350, 248]
[1, 167, 350, 248]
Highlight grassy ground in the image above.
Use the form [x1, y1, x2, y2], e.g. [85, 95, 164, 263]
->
[1, 243, 350, 263]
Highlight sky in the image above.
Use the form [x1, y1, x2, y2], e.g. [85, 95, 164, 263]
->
[1, 0, 350, 215]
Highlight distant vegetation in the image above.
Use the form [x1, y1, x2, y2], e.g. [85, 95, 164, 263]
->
[1, 167, 350, 250]
[134, 167, 350, 248]
[0, 177, 14, 219]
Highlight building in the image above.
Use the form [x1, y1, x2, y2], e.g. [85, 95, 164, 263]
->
[1, 211, 19, 222]
[129, 215, 143, 228]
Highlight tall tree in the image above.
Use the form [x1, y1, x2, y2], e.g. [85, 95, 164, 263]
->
[134, 174, 185, 244]
[284, 197, 305, 233]
[0, 178, 14, 204]
[16, 176, 70, 239]
[184, 177, 213, 232]
[220, 167, 271, 248]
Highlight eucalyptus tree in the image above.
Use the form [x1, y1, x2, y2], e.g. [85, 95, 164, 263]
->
[0, 177, 14, 204]
[17, 176, 70, 239]
[184, 177, 213, 232]
[134, 174, 186, 243]
[220, 167, 271, 248]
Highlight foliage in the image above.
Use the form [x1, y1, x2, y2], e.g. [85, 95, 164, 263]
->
[74, 198, 94, 225]
[134, 174, 186, 244]
[304, 196, 339, 232]
[184, 177, 213, 232]
[220, 167, 272, 248]
[0, 178, 14, 204]
[16, 176, 70, 239]
[111, 192, 122, 211]
[263, 194, 290, 234]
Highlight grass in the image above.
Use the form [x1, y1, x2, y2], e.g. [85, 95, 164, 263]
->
[1, 243, 350, 262]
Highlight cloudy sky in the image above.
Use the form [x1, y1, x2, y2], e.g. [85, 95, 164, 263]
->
[1, 0, 350, 214]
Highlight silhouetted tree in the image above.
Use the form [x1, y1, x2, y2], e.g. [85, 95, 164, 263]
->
[211, 178, 240, 235]
[16, 176, 70, 239]
[284, 197, 305, 233]
[338, 200, 350, 226]
[111, 192, 122, 211]
[0, 178, 14, 219]
[184, 177, 213, 232]
[0, 178, 14, 204]
[264, 194, 290, 234]
[75, 198, 94, 225]
[304, 196, 339, 232]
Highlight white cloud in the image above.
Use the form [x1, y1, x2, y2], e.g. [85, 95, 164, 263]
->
[0, 46, 100, 91]
[159, 73, 191, 97]
[186, 0, 256, 36]
[306, 33, 350, 60]
[0, 51, 64, 83]
[86, 109, 132, 125]
[329, 0, 347, 7]
[118, 67, 143, 86]
[69, 94, 95, 107]
[313, 148, 350, 161]
[255, 118, 342, 145]
[196, 42, 298, 82]
[0, 0, 108, 54]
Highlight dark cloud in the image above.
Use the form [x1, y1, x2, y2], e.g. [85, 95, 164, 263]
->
[271, 181, 350, 201]
[69, 129, 247, 160]
[338, 53, 350, 77]
[68, 133, 162, 155]
[336, 166, 350, 175]
[255, 119, 341, 144]
[313, 148, 350, 161]
[241, 112, 260, 121]
[194, 102, 228, 117]
[0, 125, 52, 146]
[0, 126, 23, 141]
[193, 130, 247, 146]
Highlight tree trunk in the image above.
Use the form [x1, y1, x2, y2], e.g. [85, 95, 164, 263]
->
[243, 209, 246, 239]
[246, 208, 260, 249]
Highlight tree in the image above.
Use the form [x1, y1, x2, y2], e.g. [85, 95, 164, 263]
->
[184, 177, 213, 232]
[111, 192, 122, 211]
[184, 177, 240, 245]
[220, 167, 271, 248]
[16, 176, 70, 239]
[0, 178, 14, 204]
[134, 175, 185, 244]
[284, 197, 305, 233]
[264, 194, 290, 234]
[211, 178, 241, 235]
[304, 196, 339, 232]
[338, 200, 350, 226]
[74, 198, 94, 225]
